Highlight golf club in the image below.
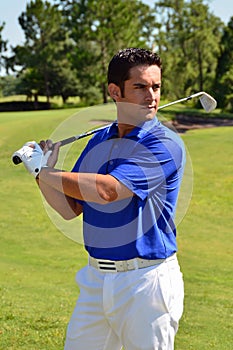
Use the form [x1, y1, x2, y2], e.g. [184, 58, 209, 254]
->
[159, 91, 217, 112]
[12, 91, 217, 165]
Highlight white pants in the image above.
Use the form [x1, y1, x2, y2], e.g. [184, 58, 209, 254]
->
[64, 256, 184, 350]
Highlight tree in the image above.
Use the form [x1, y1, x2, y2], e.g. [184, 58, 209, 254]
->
[47, 62, 81, 104]
[0, 22, 7, 76]
[2, 0, 230, 108]
[7, 0, 79, 103]
[58, 0, 156, 103]
[152, 0, 223, 101]
[214, 17, 233, 111]
[0, 75, 19, 97]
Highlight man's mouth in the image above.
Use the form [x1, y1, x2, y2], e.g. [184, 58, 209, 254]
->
[147, 105, 156, 110]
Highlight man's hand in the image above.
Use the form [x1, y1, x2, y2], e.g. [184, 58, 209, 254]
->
[39, 140, 61, 168]
[12, 140, 60, 178]
[21, 141, 50, 177]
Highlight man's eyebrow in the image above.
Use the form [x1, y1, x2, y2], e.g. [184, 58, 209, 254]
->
[133, 83, 147, 87]
[133, 83, 161, 87]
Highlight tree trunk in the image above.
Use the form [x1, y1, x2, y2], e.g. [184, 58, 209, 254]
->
[197, 46, 204, 92]
[102, 83, 107, 104]
[33, 93, 38, 109]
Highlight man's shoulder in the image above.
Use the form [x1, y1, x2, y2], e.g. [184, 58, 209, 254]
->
[140, 120, 184, 148]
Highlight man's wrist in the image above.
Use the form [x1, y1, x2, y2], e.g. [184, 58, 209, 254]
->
[35, 166, 48, 180]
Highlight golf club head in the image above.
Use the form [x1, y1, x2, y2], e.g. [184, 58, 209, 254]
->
[199, 93, 217, 112]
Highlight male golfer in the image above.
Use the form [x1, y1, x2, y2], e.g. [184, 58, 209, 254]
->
[18, 48, 185, 350]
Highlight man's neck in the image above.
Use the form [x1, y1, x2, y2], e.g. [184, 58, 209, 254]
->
[117, 123, 135, 138]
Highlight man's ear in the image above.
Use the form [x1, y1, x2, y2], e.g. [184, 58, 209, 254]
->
[108, 83, 121, 101]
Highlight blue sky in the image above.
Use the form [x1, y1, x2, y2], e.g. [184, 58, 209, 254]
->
[0, 0, 232, 48]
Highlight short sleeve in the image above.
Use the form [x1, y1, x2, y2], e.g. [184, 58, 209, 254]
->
[110, 137, 184, 201]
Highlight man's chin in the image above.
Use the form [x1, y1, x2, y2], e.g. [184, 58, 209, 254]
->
[141, 109, 157, 121]
[118, 114, 155, 127]
[117, 103, 156, 125]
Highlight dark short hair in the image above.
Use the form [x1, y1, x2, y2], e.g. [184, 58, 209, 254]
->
[108, 48, 162, 95]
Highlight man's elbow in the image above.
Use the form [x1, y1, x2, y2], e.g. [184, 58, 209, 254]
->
[56, 203, 82, 220]
[60, 211, 77, 220]
[95, 175, 133, 204]
[98, 188, 118, 203]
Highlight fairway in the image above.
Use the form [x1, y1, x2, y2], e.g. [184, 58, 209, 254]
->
[0, 108, 232, 349]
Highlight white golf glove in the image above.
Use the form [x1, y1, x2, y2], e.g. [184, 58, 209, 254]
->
[12, 141, 52, 178]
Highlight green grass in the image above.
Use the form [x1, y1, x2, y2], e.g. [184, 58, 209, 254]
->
[176, 127, 233, 349]
[0, 108, 232, 349]
[0, 94, 81, 107]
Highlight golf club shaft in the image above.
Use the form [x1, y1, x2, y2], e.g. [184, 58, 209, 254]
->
[59, 125, 110, 147]
[12, 91, 215, 165]
[158, 92, 204, 109]
[57, 92, 205, 147]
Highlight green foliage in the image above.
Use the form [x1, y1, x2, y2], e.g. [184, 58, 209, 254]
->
[78, 85, 103, 106]
[0, 21, 7, 72]
[6, 0, 80, 103]
[1, 0, 233, 109]
[61, 0, 155, 103]
[154, 0, 223, 99]
[0, 76, 19, 96]
[214, 16, 233, 111]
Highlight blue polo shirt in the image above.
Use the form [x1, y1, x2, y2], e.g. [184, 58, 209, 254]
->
[72, 117, 186, 260]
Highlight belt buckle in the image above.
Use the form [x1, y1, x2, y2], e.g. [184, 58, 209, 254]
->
[98, 260, 117, 272]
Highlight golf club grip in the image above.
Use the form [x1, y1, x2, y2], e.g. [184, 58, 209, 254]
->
[12, 155, 23, 165]
[56, 131, 93, 148]
[12, 134, 87, 165]
[59, 136, 78, 147]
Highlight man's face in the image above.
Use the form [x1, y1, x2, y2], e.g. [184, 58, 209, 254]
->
[109, 64, 161, 126]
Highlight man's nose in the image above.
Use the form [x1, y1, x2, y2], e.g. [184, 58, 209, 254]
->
[145, 87, 156, 100]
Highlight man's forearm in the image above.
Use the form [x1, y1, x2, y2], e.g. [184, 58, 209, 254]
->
[36, 177, 82, 219]
[38, 167, 110, 204]
[37, 167, 132, 204]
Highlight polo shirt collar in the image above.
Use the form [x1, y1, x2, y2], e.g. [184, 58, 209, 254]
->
[107, 116, 160, 140]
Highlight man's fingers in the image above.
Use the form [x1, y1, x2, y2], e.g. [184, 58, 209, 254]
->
[46, 139, 53, 150]
[32, 139, 61, 167]
[46, 141, 61, 168]
[39, 139, 54, 153]
[52, 141, 61, 151]
[39, 140, 46, 150]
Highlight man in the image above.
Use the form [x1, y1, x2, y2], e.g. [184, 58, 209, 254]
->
[17, 48, 185, 350]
